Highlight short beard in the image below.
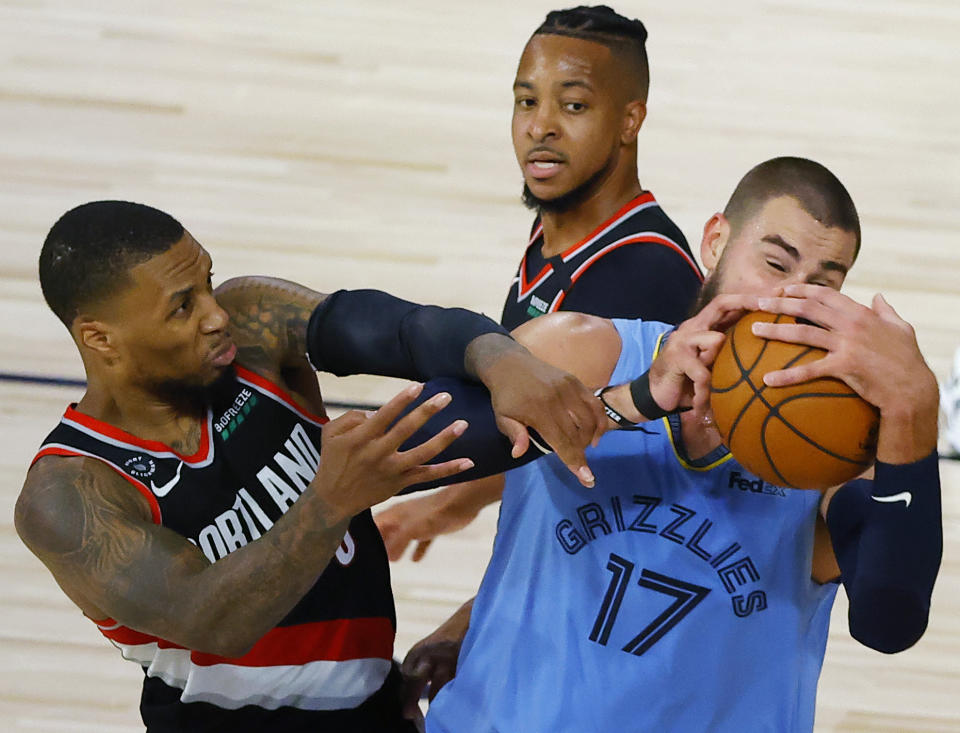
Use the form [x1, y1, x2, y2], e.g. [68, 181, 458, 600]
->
[148, 368, 233, 413]
[521, 155, 615, 215]
[688, 255, 727, 317]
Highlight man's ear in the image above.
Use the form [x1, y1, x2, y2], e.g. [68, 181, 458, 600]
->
[621, 101, 646, 144]
[700, 213, 731, 271]
[75, 317, 118, 360]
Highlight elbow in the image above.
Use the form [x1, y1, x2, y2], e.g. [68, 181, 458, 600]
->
[848, 587, 930, 654]
[186, 625, 260, 659]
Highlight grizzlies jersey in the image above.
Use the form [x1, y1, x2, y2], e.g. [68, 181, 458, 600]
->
[33, 365, 405, 732]
[500, 192, 702, 330]
[427, 319, 838, 733]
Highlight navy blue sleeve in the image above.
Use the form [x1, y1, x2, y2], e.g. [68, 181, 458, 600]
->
[826, 454, 942, 653]
[397, 378, 546, 493]
[559, 244, 702, 325]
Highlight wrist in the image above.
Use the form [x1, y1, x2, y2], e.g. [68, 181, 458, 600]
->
[875, 371, 939, 463]
[465, 333, 523, 384]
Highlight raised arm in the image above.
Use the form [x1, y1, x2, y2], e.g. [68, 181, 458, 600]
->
[15, 386, 470, 657]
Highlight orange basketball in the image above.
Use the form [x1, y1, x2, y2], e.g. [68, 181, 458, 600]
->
[709, 311, 879, 490]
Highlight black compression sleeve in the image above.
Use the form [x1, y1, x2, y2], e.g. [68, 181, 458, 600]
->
[826, 452, 942, 653]
[306, 290, 511, 381]
[397, 378, 548, 493]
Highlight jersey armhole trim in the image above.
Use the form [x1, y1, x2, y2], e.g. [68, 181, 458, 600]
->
[32, 446, 163, 524]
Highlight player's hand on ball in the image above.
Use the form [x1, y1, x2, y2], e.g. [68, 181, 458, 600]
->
[754, 285, 937, 411]
[312, 384, 474, 522]
[754, 285, 939, 461]
[650, 294, 761, 417]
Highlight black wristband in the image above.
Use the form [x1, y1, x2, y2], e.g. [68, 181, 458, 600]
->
[628, 371, 674, 420]
[595, 387, 651, 432]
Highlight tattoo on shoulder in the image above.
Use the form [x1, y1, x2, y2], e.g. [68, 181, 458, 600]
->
[16, 458, 152, 581]
[216, 277, 327, 372]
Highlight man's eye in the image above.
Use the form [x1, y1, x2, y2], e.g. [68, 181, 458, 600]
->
[564, 101, 586, 112]
[766, 260, 787, 273]
[516, 97, 536, 109]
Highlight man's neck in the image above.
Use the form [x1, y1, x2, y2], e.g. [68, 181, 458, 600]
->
[539, 181, 644, 258]
[77, 378, 206, 454]
[677, 409, 725, 462]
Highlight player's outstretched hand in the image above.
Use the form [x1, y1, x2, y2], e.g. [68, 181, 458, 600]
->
[400, 599, 473, 720]
[312, 384, 474, 522]
[375, 474, 504, 561]
[467, 335, 604, 488]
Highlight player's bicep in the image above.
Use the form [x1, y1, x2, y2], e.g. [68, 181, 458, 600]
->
[16, 458, 211, 632]
[512, 312, 621, 389]
[215, 276, 328, 373]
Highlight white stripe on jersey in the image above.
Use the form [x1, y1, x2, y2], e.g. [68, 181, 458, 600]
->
[60, 411, 216, 467]
[560, 200, 659, 262]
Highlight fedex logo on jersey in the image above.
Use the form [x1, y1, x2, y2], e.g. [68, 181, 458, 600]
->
[188, 423, 355, 567]
[728, 471, 787, 497]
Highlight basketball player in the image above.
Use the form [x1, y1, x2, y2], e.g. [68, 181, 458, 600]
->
[376, 5, 703, 562]
[13, 201, 608, 731]
[411, 158, 943, 731]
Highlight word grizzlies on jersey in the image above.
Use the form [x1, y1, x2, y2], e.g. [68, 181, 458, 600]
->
[554, 491, 768, 634]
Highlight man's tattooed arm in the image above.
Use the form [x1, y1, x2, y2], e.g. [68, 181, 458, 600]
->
[15, 456, 351, 657]
[214, 276, 328, 377]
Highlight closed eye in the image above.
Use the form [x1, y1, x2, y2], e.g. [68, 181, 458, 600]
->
[766, 260, 787, 273]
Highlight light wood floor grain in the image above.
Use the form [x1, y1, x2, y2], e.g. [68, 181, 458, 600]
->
[1, 1, 958, 730]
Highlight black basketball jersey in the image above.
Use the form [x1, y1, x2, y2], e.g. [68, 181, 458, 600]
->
[33, 365, 409, 732]
[500, 192, 702, 329]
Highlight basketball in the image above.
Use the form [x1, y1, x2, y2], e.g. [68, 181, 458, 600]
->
[709, 311, 880, 490]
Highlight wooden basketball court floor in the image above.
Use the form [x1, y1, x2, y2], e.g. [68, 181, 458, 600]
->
[1, 1, 958, 730]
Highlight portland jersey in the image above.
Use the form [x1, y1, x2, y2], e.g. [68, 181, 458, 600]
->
[427, 319, 838, 733]
[500, 192, 702, 330]
[33, 365, 405, 732]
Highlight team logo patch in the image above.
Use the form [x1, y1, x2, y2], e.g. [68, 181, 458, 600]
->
[124, 455, 157, 478]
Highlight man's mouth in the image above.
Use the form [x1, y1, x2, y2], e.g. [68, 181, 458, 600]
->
[210, 340, 237, 368]
[525, 151, 566, 180]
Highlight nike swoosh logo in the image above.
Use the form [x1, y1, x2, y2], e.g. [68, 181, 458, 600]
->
[150, 461, 183, 497]
[871, 491, 912, 508]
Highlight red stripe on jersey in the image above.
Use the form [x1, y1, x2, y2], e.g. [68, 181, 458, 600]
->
[550, 234, 703, 313]
[31, 446, 162, 524]
[517, 193, 658, 299]
[558, 192, 657, 260]
[61, 404, 211, 464]
[189, 617, 394, 667]
[233, 365, 328, 425]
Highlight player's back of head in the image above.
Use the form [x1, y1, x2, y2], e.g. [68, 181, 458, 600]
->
[39, 200, 184, 328]
[723, 157, 861, 259]
[534, 5, 649, 102]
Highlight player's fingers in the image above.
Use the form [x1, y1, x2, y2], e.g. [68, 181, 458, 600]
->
[380, 391, 455, 451]
[322, 409, 369, 437]
[411, 539, 433, 562]
[751, 320, 835, 351]
[697, 293, 761, 329]
[397, 419, 468, 467]
[403, 458, 476, 487]
[762, 358, 831, 387]
[359, 383, 429, 438]
[496, 416, 530, 458]
[400, 661, 431, 720]
[376, 521, 411, 562]
[871, 292, 905, 325]
[426, 660, 458, 701]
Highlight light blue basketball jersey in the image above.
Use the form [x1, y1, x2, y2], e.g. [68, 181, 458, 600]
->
[427, 318, 838, 733]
